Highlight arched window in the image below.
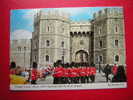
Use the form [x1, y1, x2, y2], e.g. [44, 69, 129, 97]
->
[115, 26, 118, 33]
[61, 41, 64, 47]
[99, 27, 102, 34]
[46, 55, 49, 62]
[18, 47, 21, 51]
[115, 40, 118, 47]
[46, 40, 50, 47]
[99, 55, 103, 62]
[99, 40, 103, 48]
[48, 26, 49, 32]
[34, 56, 37, 61]
[115, 55, 119, 62]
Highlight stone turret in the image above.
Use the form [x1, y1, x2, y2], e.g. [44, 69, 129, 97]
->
[32, 10, 71, 68]
[93, 7, 125, 67]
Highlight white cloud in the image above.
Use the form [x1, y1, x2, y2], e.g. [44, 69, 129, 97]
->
[22, 7, 90, 20]
[11, 29, 32, 40]
[54, 7, 89, 16]
[22, 9, 40, 20]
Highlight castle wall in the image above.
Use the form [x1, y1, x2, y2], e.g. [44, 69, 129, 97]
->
[10, 39, 31, 68]
[70, 22, 93, 63]
[93, 8, 126, 67]
[32, 11, 71, 68]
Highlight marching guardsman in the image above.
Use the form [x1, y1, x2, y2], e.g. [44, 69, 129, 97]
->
[63, 66, 69, 84]
[80, 66, 86, 83]
[53, 64, 64, 84]
[31, 62, 38, 84]
[67, 65, 72, 84]
[53, 65, 59, 84]
[72, 66, 78, 84]
[69, 65, 74, 83]
[90, 64, 96, 83]
[86, 64, 90, 83]
[75, 66, 80, 83]
[57, 64, 64, 84]
[76, 65, 80, 83]
[104, 64, 112, 82]
[112, 64, 118, 76]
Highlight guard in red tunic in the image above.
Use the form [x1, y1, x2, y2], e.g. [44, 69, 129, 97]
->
[54, 65, 64, 84]
[90, 64, 96, 83]
[80, 66, 86, 83]
[53, 66, 59, 84]
[31, 62, 38, 84]
[76, 66, 81, 83]
[63, 66, 69, 84]
[112, 64, 118, 76]
[67, 64, 73, 84]
[86, 65, 90, 83]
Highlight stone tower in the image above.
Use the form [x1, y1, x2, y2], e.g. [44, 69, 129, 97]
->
[32, 10, 70, 68]
[93, 8, 126, 66]
[70, 22, 93, 64]
[10, 39, 31, 68]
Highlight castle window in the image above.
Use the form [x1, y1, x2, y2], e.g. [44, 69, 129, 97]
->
[115, 40, 118, 47]
[99, 55, 103, 62]
[48, 26, 49, 32]
[34, 56, 37, 61]
[62, 56, 64, 63]
[61, 41, 64, 47]
[115, 55, 119, 62]
[46, 55, 49, 62]
[18, 47, 21, 51]
[99, 40, 103, 48]
[24, 47, 26, 51]
[46, 40, 50, 47]
[80, 40, 84, 45]
[115, 26, 118, 33]
[99, 27, 102, 34]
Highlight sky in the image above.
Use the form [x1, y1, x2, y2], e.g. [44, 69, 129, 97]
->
[10, 7, 120, 40]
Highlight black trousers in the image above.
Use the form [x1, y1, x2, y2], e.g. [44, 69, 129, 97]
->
[31, 80, 37, 84]
[105, 74, 109, 82]
[90, 75, 95, 83]
[81, 76, 85, 83]
[53, 77, 59, 84]
[85, 76, 90, 83]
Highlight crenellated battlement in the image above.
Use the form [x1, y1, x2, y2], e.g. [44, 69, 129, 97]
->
[93, 8, 123, 21]
[34, 10, 70, 23]
[70, 21, 91, 26]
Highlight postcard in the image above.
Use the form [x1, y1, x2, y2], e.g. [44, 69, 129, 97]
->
[10, 7, 127, 90]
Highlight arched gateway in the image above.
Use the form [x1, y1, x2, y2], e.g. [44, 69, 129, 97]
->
[75, 50, 89, 63]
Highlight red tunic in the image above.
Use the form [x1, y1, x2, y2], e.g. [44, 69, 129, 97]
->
[63, 68, 69, 77]
[31, 69, 38, 80]
[80, 67, 86, 76]
[90, 67, 96, 75]
[71, 68, 77, 77]
[53, 67, 64, 77]
[86, 67, 90, 76]
[112, 66, 118, 75]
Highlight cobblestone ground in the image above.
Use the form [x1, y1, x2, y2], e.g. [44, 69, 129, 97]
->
[95, 71, 107, 83]
[37, 70, 107, 84]
[37, 75, 54, 84]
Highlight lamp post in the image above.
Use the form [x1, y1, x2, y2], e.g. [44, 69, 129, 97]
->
[24, 47, 26, 67]
[62, 48, 65, 64]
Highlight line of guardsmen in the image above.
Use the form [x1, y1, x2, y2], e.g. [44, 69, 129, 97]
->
[52, 62, 96, 84]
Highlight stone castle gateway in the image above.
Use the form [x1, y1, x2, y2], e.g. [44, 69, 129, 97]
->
[10, 8, 126, 68]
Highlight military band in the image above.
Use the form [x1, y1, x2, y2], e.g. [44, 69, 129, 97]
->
[52, 62, 96, 84]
